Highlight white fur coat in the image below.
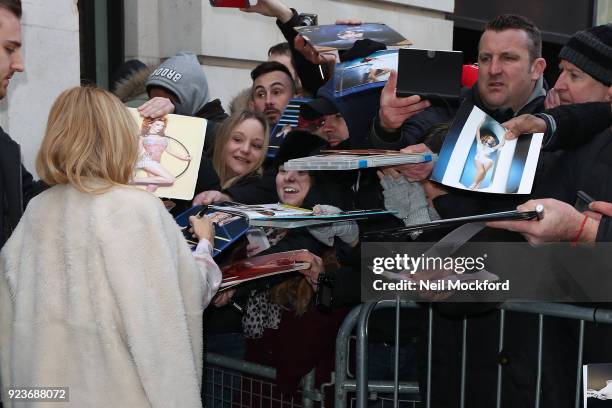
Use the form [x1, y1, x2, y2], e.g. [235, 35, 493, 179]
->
[0, 184, 220, 407]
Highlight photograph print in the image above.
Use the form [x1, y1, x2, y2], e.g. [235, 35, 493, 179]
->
[129, 108, 207, 200]
[584, 364, 612, 407]
[268, 98, 315, 158]
[431, 104, 543, 194]
[295, 23, 410, 51]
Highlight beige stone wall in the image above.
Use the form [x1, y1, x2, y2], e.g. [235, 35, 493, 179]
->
[124, 0, 454, 110]
[0, 0, 81, 175]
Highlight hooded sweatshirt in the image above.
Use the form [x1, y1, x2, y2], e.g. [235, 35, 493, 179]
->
[146, 52, 210, 116]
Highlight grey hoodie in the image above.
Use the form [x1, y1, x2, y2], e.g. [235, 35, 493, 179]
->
[145, 52, 210, 116]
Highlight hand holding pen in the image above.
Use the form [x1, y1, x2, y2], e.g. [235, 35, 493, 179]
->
[487, 198, 599, 245]
[189, 212, 215, 244]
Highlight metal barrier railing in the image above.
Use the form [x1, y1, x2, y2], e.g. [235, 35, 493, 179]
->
[204, 352, 321, 407]
[335, 300, 612, 408]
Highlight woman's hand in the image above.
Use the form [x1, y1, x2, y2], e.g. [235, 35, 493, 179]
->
[295, 251, 324, 290]
[213, 289, 236, 307]
[193, 190, 231, 206]
[189, 215, 215, 243]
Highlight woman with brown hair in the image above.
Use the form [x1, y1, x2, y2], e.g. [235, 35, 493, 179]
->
[0, 86, 221, 407]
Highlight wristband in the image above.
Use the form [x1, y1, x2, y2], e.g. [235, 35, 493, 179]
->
[571, 214, 589, 246]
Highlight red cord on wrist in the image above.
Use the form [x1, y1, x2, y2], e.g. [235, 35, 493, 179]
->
[571, 214, 589, 247]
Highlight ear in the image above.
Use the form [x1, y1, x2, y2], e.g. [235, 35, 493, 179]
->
[531, 57, 546, 80]
[248, 99, 254, 110]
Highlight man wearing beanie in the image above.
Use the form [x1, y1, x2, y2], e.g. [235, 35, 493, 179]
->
[500, 24, 611, 151]
[545, 23, 611, 108]
[484, 26, 612, 408]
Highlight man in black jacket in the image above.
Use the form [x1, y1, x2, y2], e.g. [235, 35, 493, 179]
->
[370, 15, 546, 152]
[0, 0, 44, 250]
[431, 24, 611, 408]
[0, 3, 44, 407]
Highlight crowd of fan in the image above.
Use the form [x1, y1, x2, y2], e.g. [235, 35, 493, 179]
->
[1, 0, 611, 406]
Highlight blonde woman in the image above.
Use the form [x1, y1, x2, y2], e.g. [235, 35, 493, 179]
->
[193, 110, 269, 205]
[0, 86, 221, 407]
[469, 119, 506, 190]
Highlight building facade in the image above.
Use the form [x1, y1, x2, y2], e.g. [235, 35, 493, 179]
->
[123, 0, 455, 111]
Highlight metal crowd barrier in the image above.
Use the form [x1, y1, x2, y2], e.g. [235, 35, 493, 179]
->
[203, 352, 322, 407]
[334, 300, 612, 408]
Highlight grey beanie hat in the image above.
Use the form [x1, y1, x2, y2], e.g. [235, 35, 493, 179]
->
[145, 52, 210, 115]
[559, 24, 612, 86]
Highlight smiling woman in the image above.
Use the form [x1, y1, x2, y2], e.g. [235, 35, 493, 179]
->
[212, 110, 269, 189]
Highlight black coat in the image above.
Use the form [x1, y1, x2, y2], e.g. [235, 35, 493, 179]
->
[276, 9, 328, 97]
[0, 127, 45, 248]
[541, 101, 611, 151]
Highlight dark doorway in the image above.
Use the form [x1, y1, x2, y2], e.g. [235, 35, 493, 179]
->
[448, 0, 596, 88]
[77, 0, 124, 88]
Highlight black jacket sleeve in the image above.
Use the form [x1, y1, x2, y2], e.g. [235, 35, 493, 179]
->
[21, 165, 46, 208]
[323, 264, 361, 307]
[276, 9, 329, 96]
[541, 102, 612, 151]
[370, 104, 456, 150]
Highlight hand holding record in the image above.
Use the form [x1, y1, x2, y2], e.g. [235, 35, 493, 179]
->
[379, 70, 431, 131]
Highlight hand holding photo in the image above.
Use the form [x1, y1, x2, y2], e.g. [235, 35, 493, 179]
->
[129, 108, 207, 200]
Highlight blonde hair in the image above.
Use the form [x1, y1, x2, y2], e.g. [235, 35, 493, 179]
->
[36, 86, 140, 194]
[212, 110, 269, 189]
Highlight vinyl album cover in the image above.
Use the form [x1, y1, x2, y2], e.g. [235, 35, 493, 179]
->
[175, 205, 249, 257]
[431, 103, 543, 194]
[268, 98, 314, 158]
[295, 23, 410, 51]
[208, 202, 396, 228]
[129, 109, 206, 200]
[220, 249, 311, 289]
[333, 49, 397, 96]
[282, 151, 435, 171]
